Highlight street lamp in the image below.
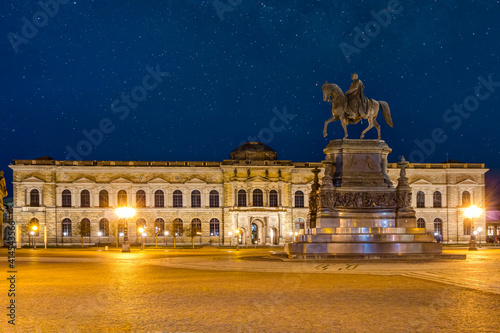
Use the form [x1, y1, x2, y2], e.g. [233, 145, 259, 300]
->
[97, 231, 102, 249]
[138, 227, 145, 250]
[235, 229, 240, 251]
[31, 225, 38, 250]
[477, 227, 483, 247]
[228, 232, 232, 246]
[164, 231, 169, 247]
[464, 205, 482, 251]
[115, 207, 136, 252]
[63, 232, 67, 246]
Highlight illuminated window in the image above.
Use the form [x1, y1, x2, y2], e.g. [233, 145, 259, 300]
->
[173, 190, 183, 208]
[434, 218, 442, 236]
[487, 226, 494, 236]
[155, 218, 165, 234]
[136, 218, 146, 230]
[117, 190, 127, 207]
[99, 218, 109, 236]
[154, 190, 164, 208]
[463, 218, 471, 235]
[294, 218, 305, 230]
[209, 190, 219, 208]
[192, 218, 202, 234]
[136, 190, 146, 208]
[30, 189, 40, 207]
[191, 190, 201, 208]
[80, 218, 91, 237]
[238, 189, 246, 207]
[253, 189, 263, 207]
[62, 218, 72, 236]
[99, 190, 109, 207]
[269, 190, 278, 207]
[417, 218, 425, 229]
[210, 218, 220, 236]
[29, 218, 40, 236]
[295, 191, 304, 208]
[416, 191, 425, 208]
[62, 189, 72, 207]
[462, 191, 471, 206]
[433, 191, 442, 208]
[80, 190, 90, 207]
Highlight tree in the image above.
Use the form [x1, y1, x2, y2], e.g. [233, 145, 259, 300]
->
[109, 220, 119, 247]
[76, 220, 92, 247]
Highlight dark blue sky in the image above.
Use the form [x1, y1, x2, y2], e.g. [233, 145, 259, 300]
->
[1, 0, 499, 203]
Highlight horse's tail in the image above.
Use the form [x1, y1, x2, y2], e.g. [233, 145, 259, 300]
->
[380, 101, 393, 127]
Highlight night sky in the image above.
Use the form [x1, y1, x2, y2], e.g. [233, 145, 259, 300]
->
[1, 1, 499, 204]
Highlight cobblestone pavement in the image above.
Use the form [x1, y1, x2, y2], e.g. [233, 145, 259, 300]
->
[1, 247, 499, 332]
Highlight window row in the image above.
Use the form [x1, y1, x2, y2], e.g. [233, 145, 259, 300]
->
[416, 190, 473, 208]
[49, 217, 221, 237]
[416, 218, 444, 235]
[28, 189, 221, 208]
[236, 189, 304, 208]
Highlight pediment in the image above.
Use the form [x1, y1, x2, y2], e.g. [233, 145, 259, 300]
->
[110, 177, 133, 184]
[23, 176, 45, 183]
[410, 178, 433, 185]
[457, 179, 478, 185]
[148, 177, 169, 184]
[185, 177, 207, 184]
[247, 176, 270, 182]
[73, 177, 95, 184]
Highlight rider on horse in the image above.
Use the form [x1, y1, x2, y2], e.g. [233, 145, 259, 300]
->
[345, 73, 368, 119]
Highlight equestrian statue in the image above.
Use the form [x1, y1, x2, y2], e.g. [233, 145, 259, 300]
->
[322, 73, 393, 139]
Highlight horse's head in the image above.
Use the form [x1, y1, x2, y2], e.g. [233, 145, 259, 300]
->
[322, 81, 333, 102]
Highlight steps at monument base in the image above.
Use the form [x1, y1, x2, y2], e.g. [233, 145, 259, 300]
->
[307, 227, 427, 235]
[297, 233, 435, 243]
[285, 241, 443, 255]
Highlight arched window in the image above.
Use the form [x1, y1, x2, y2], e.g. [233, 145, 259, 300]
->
[191, 190, 201, 208]
[62, 218, 72, 236]
[136, 190, 146, 208]
[154, 190, 164, 208]
[99, 190, 109, 207]
[99, 218, 109, 236]
[80, 218, 91, 237]
[117, 221, 125, 235]
[269, 190, 278, 207]
[295, 191, 304, 208]
[210, 218, 220, 236]
[117, 190, 127, 207]
[191, 218, 202, 235]
[155, 218, 165, 235]
[294, 218, 305, 230]
[62, 189, 72, 207]
[462, 191, 471, 207]
[173, 190, 183, 208]
[136, 218, 146, 230]
[434, 218, 442, 236]
[209, 190, 219, 208]
[30, 189, 40, 207]
[433, 191, 442, 208]
[416, 191, 425, 208]
[238, 189, 247, 207]
[80, 190, 90, 207]
[174, 218, 183, 236]
[463, 218, 472, 235]
[417, 218, 426, 229]
[253, 189, 263, 207]
[487, 226, 494, 236]
[28, 218, 40, 236]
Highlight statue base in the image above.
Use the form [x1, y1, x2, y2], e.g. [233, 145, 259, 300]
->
[286, 139, 442, 257]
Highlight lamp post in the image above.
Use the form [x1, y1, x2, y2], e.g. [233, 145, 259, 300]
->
[97, 231, 102, 249]
[477, 227, 483, 247]
[63, 232, 67, 246]
[228, 232, 232, 246]
[235, 229, 240, 251]
[155, 227, 159, 248]
[32, 225, 38, 250]
[30, 231, 35, 250]
[164, 231, 169, 247]
[138, 227, 144, 250]
[116, 207, 136, 253]
[464, 205, 482, 251]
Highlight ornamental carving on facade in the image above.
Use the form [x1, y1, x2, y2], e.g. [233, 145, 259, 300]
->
[319, 191, 397, 209]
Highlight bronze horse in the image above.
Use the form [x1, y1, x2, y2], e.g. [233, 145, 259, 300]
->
[322, 82, 393, 139]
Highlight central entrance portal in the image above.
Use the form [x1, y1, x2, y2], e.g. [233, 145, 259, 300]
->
[251, 223, 258, 244]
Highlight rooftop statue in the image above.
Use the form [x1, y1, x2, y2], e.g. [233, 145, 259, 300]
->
[322, 73, 393, 139]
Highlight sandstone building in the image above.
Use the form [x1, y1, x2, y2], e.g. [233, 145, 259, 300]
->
[9, 142, 487, 246]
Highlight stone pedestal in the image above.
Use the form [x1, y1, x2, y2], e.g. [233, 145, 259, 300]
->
[286, 139, 442, 258]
